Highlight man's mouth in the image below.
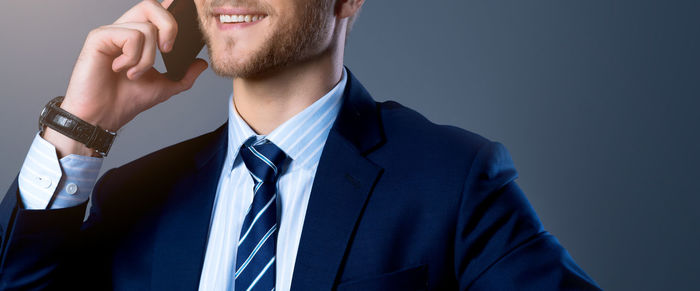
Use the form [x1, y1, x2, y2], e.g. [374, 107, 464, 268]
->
[212, 7, 269, 28]
[218, 14, 267, 24]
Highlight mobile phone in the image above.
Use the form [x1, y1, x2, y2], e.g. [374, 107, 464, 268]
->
[162, 0, 205, 81]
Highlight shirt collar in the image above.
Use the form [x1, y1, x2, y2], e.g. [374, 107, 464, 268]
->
[226, 68, 348, 171]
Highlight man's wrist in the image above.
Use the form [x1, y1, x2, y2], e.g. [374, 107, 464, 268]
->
[38, 96, 116, 157]
[59, 99, 114, 131]
[42, 127, 101, 158]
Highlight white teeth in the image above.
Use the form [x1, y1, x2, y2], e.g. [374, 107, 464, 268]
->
[220, 14, 266, 23]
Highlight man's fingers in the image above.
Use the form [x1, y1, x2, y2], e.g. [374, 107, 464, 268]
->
[142, 0, 178, 53]
[114, 0, 178, 53]
[110, 22, 159, 79]
[87, 26, 144, 72]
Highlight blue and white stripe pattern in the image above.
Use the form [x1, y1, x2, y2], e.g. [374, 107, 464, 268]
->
[18, 133, 102, 209]
[235, 141, 287, 291]
[199, 68, 347, 291]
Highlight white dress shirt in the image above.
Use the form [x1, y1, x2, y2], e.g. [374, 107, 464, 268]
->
[16, 69, 348, 291]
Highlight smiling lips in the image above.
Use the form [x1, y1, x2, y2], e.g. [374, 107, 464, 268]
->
[212, 7, 269, 27]
[219, 14, 267, 24]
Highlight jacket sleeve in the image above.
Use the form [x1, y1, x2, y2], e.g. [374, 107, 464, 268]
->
[0, 170, 117, 290]
[0, 177, 88, 290]
[454, 142, 602, 290]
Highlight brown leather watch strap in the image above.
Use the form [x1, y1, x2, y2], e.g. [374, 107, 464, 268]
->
[39, 96, 116, 157]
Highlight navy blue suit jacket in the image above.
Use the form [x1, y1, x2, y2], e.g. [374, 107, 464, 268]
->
[0, 70, 600, 290]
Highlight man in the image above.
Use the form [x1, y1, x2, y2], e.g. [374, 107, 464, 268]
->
[0, 0, 600, 289]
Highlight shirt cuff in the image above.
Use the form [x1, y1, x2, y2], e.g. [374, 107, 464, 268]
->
[17, 132, 103, 209]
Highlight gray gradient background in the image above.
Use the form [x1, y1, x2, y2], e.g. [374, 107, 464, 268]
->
[1, 0, 699, 290]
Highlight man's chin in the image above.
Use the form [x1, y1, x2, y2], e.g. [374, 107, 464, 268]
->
[209, 54, 287, 80]
[209, 61, 244, 79]
[210, 62, 265, 79]
[208, 53, 253, 79]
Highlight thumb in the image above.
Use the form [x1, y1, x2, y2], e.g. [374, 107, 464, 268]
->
[162, 58, 209, 97]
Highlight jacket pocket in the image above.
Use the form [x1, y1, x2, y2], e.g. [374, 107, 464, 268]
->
[336, 264, 428, 291]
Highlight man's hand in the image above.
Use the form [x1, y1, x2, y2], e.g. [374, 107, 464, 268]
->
[44, 0, 208, 157]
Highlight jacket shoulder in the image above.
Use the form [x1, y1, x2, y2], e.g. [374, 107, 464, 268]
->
[376, 100, 492, 158]
[367, 100, 509, 198]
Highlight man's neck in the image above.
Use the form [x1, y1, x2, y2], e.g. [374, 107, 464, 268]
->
[232, 51, 343, 135]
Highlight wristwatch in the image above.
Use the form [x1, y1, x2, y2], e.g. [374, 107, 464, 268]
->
[39, 96, 116, 157]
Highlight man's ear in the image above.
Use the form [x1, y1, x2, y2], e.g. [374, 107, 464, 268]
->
[336, 0, 365, 19]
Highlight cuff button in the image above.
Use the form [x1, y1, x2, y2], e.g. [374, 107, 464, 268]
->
[35, 175, 52, 188]
[66, 183, 78, 195]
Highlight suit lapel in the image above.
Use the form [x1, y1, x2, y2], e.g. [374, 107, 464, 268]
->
[291, 70, 385, 290]
[151, 124, 228, 290]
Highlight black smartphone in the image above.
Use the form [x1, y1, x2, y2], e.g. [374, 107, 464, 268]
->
[162, 0, 205, 81]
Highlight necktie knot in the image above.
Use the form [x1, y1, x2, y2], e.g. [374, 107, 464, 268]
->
[240, 141, 287, 183]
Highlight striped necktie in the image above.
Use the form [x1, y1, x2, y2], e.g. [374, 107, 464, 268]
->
[235, 141, 287, 291]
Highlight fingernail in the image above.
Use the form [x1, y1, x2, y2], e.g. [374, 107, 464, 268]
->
[132, 70, 144, 79]
[163, 41, 171, 52]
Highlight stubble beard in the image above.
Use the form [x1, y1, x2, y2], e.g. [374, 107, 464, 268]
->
[200, 0, 333, 79]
